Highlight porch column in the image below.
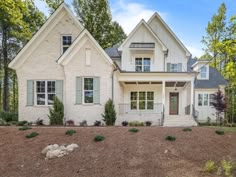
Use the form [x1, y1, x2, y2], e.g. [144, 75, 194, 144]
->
[162, 81, 166, 111]
[190, 79, 194, 115]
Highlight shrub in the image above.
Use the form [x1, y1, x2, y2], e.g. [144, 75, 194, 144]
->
[121, 121, 128, 126]
[66, 120, 74, 126]
[203, 160, 217, 173]
[221, 158, 235, 177]
[94, 135, 105, 142]
[145, 121, 152, 126]
[165, 136, 176, 141]
[35, 118, 44, 126]
[102, 99, 117, 125]
[0, 112, 18, 122]
[94, 120, 101, 126]
[183, 127, 192, 132]
[79, 120, 87, 126]
[215, 130, 224, 135]
[65, 129, 76, 136]
[129, 128, 139, 133]
[26, 132, 39, 139]
[48, 96, 64, 125]
[128, 121, 144, 126]
[0, 118, 7, 126]
[17, 120, 28, 126]
[19, 126, 32, 131]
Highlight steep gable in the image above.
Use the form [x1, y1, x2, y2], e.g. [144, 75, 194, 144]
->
[148, 13, 191, 57]
[9, 3, 84, 70]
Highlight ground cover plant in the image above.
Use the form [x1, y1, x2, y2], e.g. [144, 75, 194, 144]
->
[25, 132, 39, 139]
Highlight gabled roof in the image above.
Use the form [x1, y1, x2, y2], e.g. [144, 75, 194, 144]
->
[118, 19, 168, 52]
[57, 29, 113, 65]
[187, 59, 227, 88]
[147, 12, 191, 57]
[9, 3, 84, 70]
[105, 47, 121, 58]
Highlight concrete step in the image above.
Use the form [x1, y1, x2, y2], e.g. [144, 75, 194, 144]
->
[163, 115, 198, 127]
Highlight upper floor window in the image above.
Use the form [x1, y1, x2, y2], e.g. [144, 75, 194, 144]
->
[135, 58, 150, 72]
[36, 81, 55, 105]
[167, 63, 182, 72]
[200, 66, 207, 79]
[62, 35, 72, 53]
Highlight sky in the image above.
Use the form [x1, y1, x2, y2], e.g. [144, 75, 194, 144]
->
[34, 0, 236, 58]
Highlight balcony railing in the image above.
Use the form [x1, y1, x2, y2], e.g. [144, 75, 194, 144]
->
[119, 103, 163, 115]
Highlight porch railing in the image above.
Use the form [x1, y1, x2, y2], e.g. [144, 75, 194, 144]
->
[119, 103, 163, 115]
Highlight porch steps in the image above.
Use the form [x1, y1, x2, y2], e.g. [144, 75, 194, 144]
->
[163, 115, 198, 127]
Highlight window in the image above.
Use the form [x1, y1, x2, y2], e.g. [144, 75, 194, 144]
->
[210, 94, 214, 106]
[135, 58, 150, 72]
[200, 66, 207, 79]
[62, 35, 72, 53]
[83, 78, 94, 103]
[198, 93, 209, 106]
[36, 81, 55, 105]
[130, 91, 154, 110]
[170, 64, 178, 72]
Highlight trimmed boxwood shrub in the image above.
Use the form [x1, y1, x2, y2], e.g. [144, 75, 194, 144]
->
[129, 128, 139, 133]
[94, 135, 105, 142]
[215, 130, 224, 135]
[65, 129, 76, 136]
[19, 126, 32, 131]
[183, 127, 192, 132]
[26, 132, 39, 139]
[128, 121, 144, 126]
[165, 135, 176, 141]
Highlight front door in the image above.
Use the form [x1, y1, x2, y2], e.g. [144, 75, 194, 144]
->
[169, 92, 179, 115]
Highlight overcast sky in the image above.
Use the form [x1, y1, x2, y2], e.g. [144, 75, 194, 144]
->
[35, 0, 236, 58]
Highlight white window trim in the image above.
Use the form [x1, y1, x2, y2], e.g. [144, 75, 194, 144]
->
[170, 63, 178, 72]
[198, 93, 210, 106]
[61, 34, 72, 54]
[82, 77, 94, 105]
[34, 80, 56, 106]
[200, 66, 207, 79]
[130, 91, 154, 110]
[135, 57, 151, 72]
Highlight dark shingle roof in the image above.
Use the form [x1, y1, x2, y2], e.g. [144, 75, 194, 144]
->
[105, 47, 121, 58]
[187, 59, 228, 88]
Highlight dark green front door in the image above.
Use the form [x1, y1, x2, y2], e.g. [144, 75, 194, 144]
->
[169, 92, 179, 115]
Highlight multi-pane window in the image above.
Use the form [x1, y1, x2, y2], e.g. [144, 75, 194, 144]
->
[62, 35, 72, 53]
[135, 58, 151, 72]
[209, 94, 214, 106]
[198, 93, 209, 106]
[130, 91, 154, 110]
[200, 66, 207, 79]
[84, 78, 94, 103]
[170, 64, 178, 72]
[36, 81, 55, 105]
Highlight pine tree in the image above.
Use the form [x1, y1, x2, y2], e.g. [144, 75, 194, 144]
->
[48, 96, 64, 125]
[102, 99, 117, 125]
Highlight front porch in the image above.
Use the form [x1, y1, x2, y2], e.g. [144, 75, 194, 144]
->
[116, 72, 197, 126]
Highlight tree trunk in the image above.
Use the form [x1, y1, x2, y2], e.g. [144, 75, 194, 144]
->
[2, 27, 9, 112]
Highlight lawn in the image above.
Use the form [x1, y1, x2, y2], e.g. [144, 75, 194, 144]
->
[0, 126, 235, 177]
[207, 126, 236, 132]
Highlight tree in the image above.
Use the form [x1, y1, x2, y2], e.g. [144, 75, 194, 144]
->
[48, 96, 64, 125]
[202, 3, 227, 68]
[73, 0, 126, 49]
[43, 0, 64, 14]
[102, 99, 117, 125]
[0, 0, 46, 112]
[211, 90, 227, 124]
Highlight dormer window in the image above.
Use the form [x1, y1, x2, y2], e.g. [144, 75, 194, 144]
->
[135, 58, 150, 72]
[200, 66, 207, 79]
[62, 35, 72, 53]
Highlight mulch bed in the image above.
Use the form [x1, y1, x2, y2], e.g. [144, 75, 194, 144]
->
[0, 126, 235, 177]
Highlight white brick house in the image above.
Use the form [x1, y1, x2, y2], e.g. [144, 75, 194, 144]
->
[9, 4, 227, 126]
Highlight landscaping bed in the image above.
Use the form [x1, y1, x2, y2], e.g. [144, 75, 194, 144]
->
[0, 126, 235, 177]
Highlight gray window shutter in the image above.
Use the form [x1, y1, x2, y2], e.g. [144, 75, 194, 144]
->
[178, 63, 182, 72]
[55, 80, 63, 101]
[93, 77, 100, 104]
[167, 63, 171, 72]
[27, 80, 34, 106]
[76, 77, 82, 104]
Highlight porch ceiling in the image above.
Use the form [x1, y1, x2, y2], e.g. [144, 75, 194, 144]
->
[166, 82, 186, 87]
